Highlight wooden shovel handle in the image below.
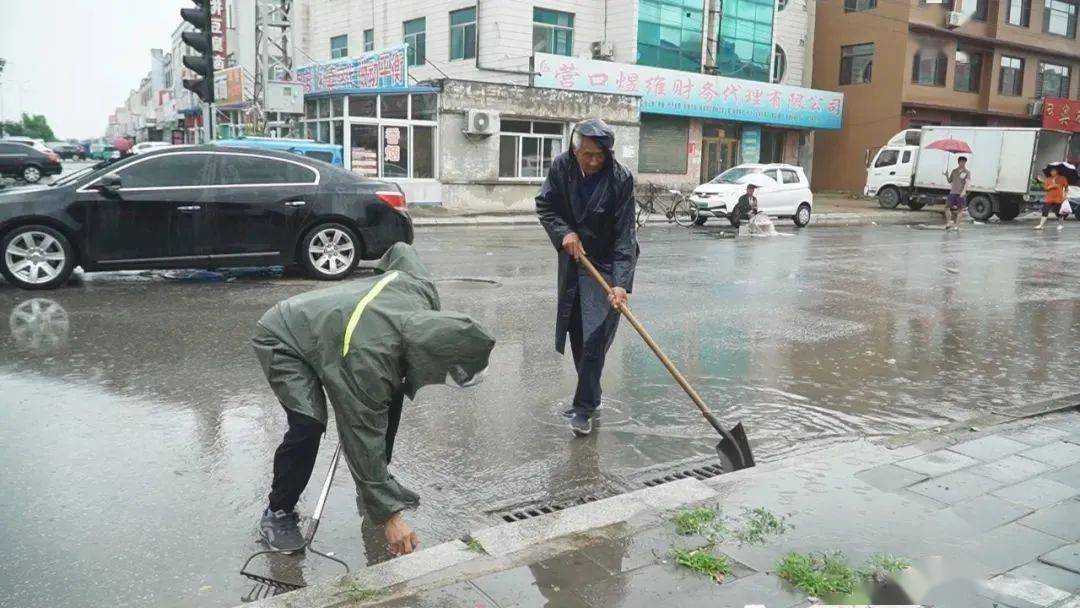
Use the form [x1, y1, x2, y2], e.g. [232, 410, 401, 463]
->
[575, 254, 715, 418]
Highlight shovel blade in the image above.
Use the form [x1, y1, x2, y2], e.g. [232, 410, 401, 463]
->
[715, 422, 755, 471]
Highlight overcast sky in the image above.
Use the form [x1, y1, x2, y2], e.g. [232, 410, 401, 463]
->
[0, 0, 188, 140]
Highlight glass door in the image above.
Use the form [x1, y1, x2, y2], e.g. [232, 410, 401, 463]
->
[349, 124, 379, 177]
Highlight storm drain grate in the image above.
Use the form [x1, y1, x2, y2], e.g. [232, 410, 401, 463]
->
[493, 492, 616, 523]
[642, 462, 727, 487]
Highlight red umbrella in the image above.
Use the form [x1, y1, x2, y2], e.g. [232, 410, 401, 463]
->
[111, 137, 132, 152]
[926, 138, 972, 154]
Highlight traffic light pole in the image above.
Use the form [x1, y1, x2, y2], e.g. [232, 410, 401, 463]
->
[204, 102, 213, 142]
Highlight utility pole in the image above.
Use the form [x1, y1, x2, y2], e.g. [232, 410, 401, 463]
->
[253, 0, 296, 136]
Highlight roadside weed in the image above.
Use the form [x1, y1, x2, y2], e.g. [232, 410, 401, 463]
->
[734, 507, 791, 545]
[464, 536, 486, 554]
[340, 581, 377, 602]
[672, 506, 725, 540]
[858, 553, 912, 580]
[775, 551, 859, 597]
[672, 547, 733, 583]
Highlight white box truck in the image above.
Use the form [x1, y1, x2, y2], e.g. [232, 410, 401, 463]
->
[864, 127, 1076, 221]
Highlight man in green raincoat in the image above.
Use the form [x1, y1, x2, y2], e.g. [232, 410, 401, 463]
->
[251, 243, 495, 556]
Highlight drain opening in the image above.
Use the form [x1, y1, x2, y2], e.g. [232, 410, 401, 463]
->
[642, 462, 726, 487]
[492, 491, 617, 523]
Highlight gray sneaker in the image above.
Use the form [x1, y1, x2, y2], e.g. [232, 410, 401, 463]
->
[570, 414, 593, 437]
[259, 509, 306, 552]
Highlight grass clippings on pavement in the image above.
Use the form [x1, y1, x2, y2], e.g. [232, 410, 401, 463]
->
[733, 507, 791, 545]
[672, 547, 733, 583]
[775, 551, 860, 597]
[858, 553, 912, 581]
[340, 581, 377, 603]
[463, 536, 486, 554]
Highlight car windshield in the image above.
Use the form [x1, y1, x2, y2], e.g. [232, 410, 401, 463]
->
[710, 167, 763, 184]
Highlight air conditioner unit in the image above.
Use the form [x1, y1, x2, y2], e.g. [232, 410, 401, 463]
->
[945, 11, 963, 27]
[1029, 100, 1045, 116]
[590, 40, 615, 60]
[465, 109, 498, 136]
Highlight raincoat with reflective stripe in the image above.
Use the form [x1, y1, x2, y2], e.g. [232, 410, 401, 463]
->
[252, 243, 495, 523]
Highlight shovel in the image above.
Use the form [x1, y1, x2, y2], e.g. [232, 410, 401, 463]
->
[576, 254, 755, 471]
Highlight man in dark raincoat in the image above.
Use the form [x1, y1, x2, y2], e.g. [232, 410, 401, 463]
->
[536, 118, 638, 436]
[251, 243, 495, 556]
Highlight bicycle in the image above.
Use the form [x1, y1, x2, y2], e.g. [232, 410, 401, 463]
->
[635, 183, 698, 228]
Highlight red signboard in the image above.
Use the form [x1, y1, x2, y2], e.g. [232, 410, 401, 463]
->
[1042, 97, 1080, 133]
[210, 0, 227, 71]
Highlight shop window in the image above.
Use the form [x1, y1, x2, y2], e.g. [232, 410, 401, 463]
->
[637, 0, 704, 72]
[1044, 0, 1078, 37]
[639, 116, 688, 174]
[413, 126, 435, 178]
[954, 48, 982, 92]
[381, 95, 408, 119]
[404, 18, 426, 66]
[450, 7, 477, 61]
[771, 44, 786, 83]
[839, 43, 873, 85]
[412, 94, 437, 120]
[363, 29, 374, 52]
[1037, 62, 1071, 98]
[533, 7, 574, 56]
[349, 95, 376, 118]
[331, 96, 343, 117]
[1008, 0, 1031, 25]
[999, 55, 1024, 96]
[350, 124, 379, 177]
[499, 120, 564, 179]
[760, 129, 785, 163]
[330, 35, 348, 59]
[382, 126, 409, 178]
[716, 0, 774, 82]
[912, 45, 947, 86]
[317, 98, 330, 118]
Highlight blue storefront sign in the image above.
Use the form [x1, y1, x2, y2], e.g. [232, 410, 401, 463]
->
[297, 44, 410, 96]
[534, 53, 843, 130]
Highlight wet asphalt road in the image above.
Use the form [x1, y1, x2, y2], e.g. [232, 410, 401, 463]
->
[2, 222, 1079, 607]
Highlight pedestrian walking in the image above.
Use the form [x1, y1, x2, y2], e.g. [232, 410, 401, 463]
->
[536, 118, 639, 437]
[1035, 166, 1069, 230]
[251, 243, 495, 556]
[945, 156, 970, 230]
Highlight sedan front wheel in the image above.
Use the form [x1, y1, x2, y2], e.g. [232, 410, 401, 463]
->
[300, 223, 360, 280]
[1, 225, 76, 290]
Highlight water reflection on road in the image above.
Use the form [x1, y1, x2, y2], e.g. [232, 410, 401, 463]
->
[1, 224, 1078, 607]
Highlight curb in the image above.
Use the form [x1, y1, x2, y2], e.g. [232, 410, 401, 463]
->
[242, 393, 1079, 607]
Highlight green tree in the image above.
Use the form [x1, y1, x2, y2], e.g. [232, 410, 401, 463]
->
[1, 113, 56, 141]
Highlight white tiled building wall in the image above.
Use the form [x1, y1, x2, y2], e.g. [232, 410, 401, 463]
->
[772, 0, 810, 86]
[296, 0, 637, 84]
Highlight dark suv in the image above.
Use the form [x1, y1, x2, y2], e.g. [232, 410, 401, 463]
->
[0, 142, 62, 183]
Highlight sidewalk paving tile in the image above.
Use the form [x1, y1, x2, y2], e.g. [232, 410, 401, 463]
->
[896, 449, 980, 476]
[1017, 499, 1080, 541]
[1046, 462, 1080, 489]
[470, 550, 612, 607]
[1055, 597, 1080, 608]
[973, 523, 1067, 575]
[971, 455, 1052, 484]
[907, 470, 1005, 505]
[950, 436, 1030, 461]
[981, 573, 1071, 608]
[1009, 561, 1080, 594]
[1041, 544, 1080, 575]
[1007, 426, 1072, 447]
[580, 526, 709, 575]
[571, 563, 729, 608]
[991, 478, 1078, 510]
[368, 581, 501, 608]
[855, 463, 929, 491]
[1021, 442, 1080, 468]
[948, 494, 1033, 533]
[704, 572, 808, 608]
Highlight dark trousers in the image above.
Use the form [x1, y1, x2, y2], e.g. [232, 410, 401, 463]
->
[568, 295, 608, 419]
[267, 394, 405, 514]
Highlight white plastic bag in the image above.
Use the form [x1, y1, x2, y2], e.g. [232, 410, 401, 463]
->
[1060, 200, 1072, 216]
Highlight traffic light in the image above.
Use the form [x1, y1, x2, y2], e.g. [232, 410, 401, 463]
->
[181, 0, 214, 103]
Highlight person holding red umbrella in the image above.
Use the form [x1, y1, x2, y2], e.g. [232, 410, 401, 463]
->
[945, 156, 971, 231]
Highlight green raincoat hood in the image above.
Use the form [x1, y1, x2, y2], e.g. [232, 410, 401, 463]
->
[402, 311, 495, 398]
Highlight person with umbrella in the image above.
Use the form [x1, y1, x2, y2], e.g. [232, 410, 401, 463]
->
[1035, 162, 1077, 230]
[926, 138, 973, 230]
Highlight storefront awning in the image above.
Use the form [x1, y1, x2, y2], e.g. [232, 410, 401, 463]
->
[533, 53, 843, 131]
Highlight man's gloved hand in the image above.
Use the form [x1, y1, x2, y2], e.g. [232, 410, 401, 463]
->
[384, 512, 418, 556]
[562, 232, 585, 259]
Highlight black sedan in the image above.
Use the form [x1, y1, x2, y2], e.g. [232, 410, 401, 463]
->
[0, 141, 63, 184]
[0, 146, 413, 290]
